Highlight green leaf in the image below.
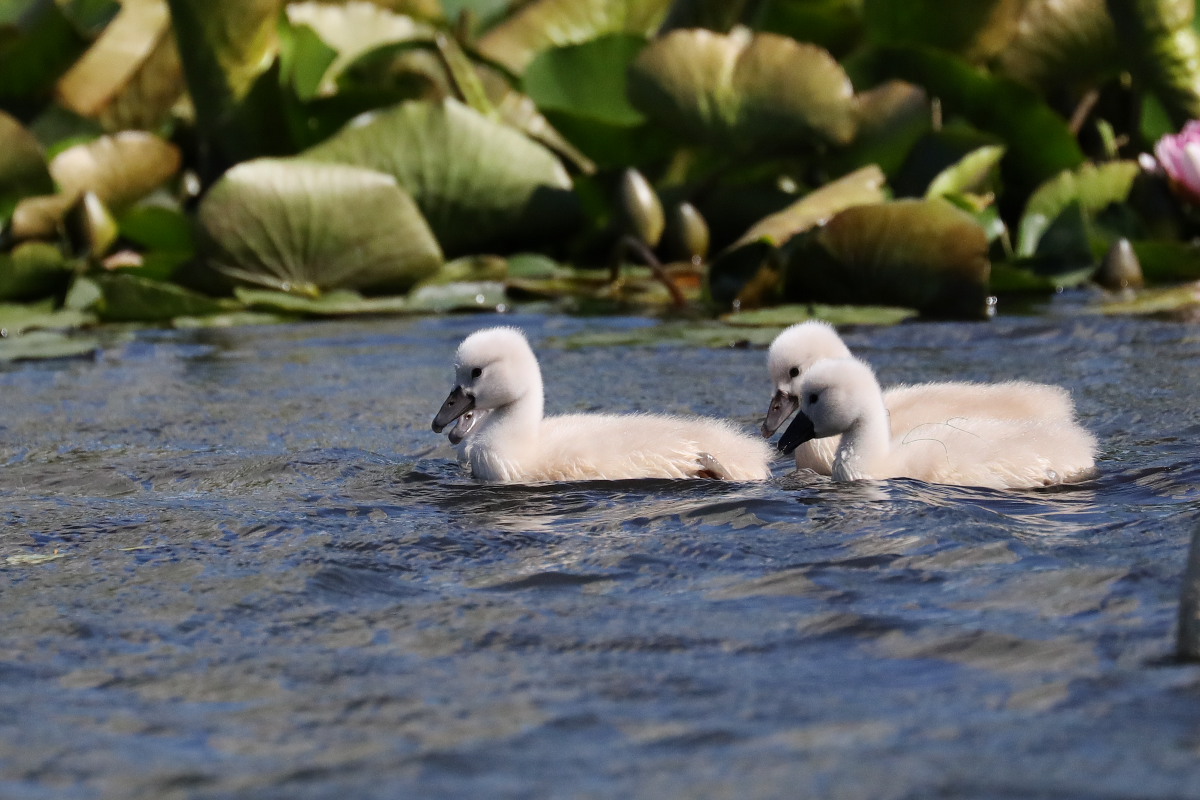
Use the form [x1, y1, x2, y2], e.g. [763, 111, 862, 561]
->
[721, 303, 918, 327]
[406, 281, 507, 312]
[0, 242, 75, 302]
[1098, 283, 1200, 316]
[196, 158, 443, 295]
[303, 98, 579, 256]
[925, 145, 1006, 198]
[1130, 240, 1200, 282]
[476, 0, 672, 74]
[996, 0, 1119, 89]
[94, 273, 236, 322]
[757, 0, 865, 57]
[1106, 0, 1200, 126]
[0, 330, 99, 362]
[628, 28, 857, 152]
[0, 111, 53, 222]
[48, 132, 181, 212]
[827, 79, 930, 178]
[0, 297, 93, 334]
[524, 34, 646, 127]
[235, 287, 410, 316]
[1016, 161, 1140, 256]
[118, 203, 195, 253]
[732, 165, 888, 248]
[783, 198, 992, 318]
[0, 0, 89, 117]
[863, 0, 1026, 62]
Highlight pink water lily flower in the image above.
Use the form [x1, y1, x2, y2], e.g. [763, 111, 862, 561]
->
[1154, 120, 1200, 205]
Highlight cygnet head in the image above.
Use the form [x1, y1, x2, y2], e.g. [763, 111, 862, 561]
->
[763, 321, 851, 436]
[447, 408, 487, 445]
[778, 357, 882, 455]
[432, 327, 542, 433]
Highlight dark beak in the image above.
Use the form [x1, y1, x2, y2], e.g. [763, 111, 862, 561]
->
[447, 409, 482, 444]
[778, 410, 816, 455]
[432, 386, 474, 433]
[761, 390, 799, 436]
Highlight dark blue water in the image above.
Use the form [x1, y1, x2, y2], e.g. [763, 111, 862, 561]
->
[1, 312, 1198, 799]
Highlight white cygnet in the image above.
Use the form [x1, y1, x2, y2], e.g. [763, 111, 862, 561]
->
[778, 357, 1097, 489]
[763, 321, 1078, 475]
[431, 327, 772, 483]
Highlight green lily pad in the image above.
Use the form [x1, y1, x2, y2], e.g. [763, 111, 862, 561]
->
[54, 0, 183, 130]
[995, 0, 1119, 89]
[628, 28, 857, 152]
[477, 0, 672, 73]
[524, 34, 647, 127]
[118, 203, 195, 253]
[0, 0, 88, 117]
[48, 131, 181, 212]
[783, 198, 991, 318]
[721, 303, 918, 327]
[94, 273, 237, 322]
[406, 281, 507, 313]
[0, 111, 53, 222]
[414, 255, 508, 286]
[196, 158, 443, 295]
[863, 0, 1025, 62]
[0, 241, 75, 302]
[1016, 161, 1140, 257]
[1097, 283, 1200, 316]
[827, 79, 930, 178]
[235, 287, 410, 316]
[304, 98, 579, 256]
[550, 321, 782, 350]
[0, 330, 99, 362]
[1131, 240, 1200, 283]
[0, 298, 94, 335]
[925, 145, 1006, 199]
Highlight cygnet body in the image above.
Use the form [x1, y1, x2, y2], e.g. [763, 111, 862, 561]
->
[763, 321, 1078, 475]
[778, 358, 1097, 489]
[432, 327, 772, 482]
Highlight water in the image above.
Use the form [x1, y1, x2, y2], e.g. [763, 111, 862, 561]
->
[1, 312, 1199, 799]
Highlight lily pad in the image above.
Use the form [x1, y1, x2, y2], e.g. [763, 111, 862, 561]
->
[406, 281, 507, 313]
[0, 242, 76, 302]
[196, 158, 443, 295]
[477, 0, 672, 74]
[925, 145, 1006, 198]
[0, 330, 99, 362]
[304, 98, 579, 256]
[94, 273, 238, 322]
[628, 28, 857, 152]
[1016, 161, 1140, 256]
[0, 298, 94, 335]
[783, 198, 992, 318]
[48, 131, 181, 212]
[0, 111, 53, 222]
[995, 0, 1119, 89]
[863, 0, 1025, 62]
[235, 287, 411, 316]
[827, 80, 930, 178]
[721, 303, 918, 327]
[1097, 282, 1200, 317]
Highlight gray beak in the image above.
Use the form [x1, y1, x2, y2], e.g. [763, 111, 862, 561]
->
[761, 390, 799, 437]
[432, 386, 474, 433]
[447, 409, 482, 445]
[778, 410, 816, 455]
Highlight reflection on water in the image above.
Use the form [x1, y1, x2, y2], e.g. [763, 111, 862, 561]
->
[1, 314, 1199, 798]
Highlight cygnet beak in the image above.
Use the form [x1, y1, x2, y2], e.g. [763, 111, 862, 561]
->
[761, 390, 799, 437]
[432, 386, 474, 433]
[447, 410, 480, 444]
[777, 410, 816, 455]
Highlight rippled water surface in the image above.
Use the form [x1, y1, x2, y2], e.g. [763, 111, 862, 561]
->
[2, 312, 1199, 799]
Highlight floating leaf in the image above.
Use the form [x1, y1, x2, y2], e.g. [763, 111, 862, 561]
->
[477, 0, 672, 74]
[4, 550, 70, 565]
[48, 132, 181, 212]
[0, 242, 75, 302]
[1016, 161, 1140, 256]
[0, 111, 53, 222]
[197, 158, 443, 295]
[406, 281, 507, 313]
[1098, 283, 1200, 316]
[628, 28, 857, 152]
[783, 198, 992, 318]
[996, 0, 1119, 89]
[732, 165, 888, 248]
[54, 0, 184, 131]
[925, 145, 1006, 198]
[235, 287, 411, 316]
[721, 303, 918, 327]
[304, 98, 579, 256]
[0, 298, 93, 335]
[173, 310, 295, 328]
[94, 273, 237, 322]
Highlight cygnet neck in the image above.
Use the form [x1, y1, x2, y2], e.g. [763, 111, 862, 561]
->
[832, 397, 891, 481]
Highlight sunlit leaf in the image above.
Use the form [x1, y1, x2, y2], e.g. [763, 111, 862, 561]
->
[477, 0, 672, 74]
[406, 281, 507, 312]
[1107, 0, 1200, 126]
[48, 132, 181, 212]
[54, 0, 184, 131]
[524, 34, 646, 126]
[0, 298, 94, 334]
[0, 330, 99, 361]
[304, 98, 579, 256]
[721, 303, 918, 327]
[94, 273, 237, 321]
[732, 165, 888, 248]
[1016, 161, 1140, 256]
[1098, 283, 1200, 316]
[628, 28, 857, 152]
[827, 80, 930, 178]
[235, 287, 410, 316]
[197, 158, 443, 295]
[0, 111, 53, 222]
[172, 310, 295, 328]
[863, 0, 1025, 62]
[783, 198, 992, 318]
[0, 242, 75, 302]
[996, 0, 1119, 89]
[926, 145, 1006, 198]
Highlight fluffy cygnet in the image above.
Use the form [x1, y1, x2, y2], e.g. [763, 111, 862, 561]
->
[778, 357, 1097, 489]
[763, 321, 1078, 475]
[431, 327, 772, 482]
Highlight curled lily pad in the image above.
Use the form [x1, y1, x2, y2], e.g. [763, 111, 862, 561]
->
[196, 158, 443, 295]
[863, 0, 1025, 62]
[304, 98, 579, 256]
[628, 28, 857, 152]
[925, 145, 1006, 199]
[995, 0, 1118, 89]
[783, 198, 992, 318]
[1107, 0, 1200, 126]
[0, 242, 75, 302]
[477, 0, 672, 74]
[0, 111, 53, 222]
[48, 131, 181, 212]
[1016, 161, 1140, 256]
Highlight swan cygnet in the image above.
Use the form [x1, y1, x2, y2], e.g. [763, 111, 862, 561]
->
[777, 357, 1097, 489]
[431, 327, 772, 482]
[762, 320, 1078, 475]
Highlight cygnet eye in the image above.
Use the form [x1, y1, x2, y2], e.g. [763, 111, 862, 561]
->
[470, 367, 482, 378]
[788, 367, 800, 378]
[808, 392, 819, 405]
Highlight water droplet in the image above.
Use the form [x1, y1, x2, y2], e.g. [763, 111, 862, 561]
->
[474, 293, 485, 304]
[0, 328, 7, 337]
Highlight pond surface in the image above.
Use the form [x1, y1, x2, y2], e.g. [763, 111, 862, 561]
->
[1, 310, 1199, 799]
